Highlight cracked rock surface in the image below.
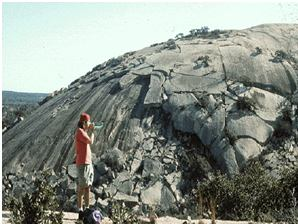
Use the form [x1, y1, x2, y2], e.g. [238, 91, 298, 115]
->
[3, 24, 298, 215]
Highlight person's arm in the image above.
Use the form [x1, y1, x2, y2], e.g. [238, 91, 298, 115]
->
[89, 131, 94, 144]
[78, 129, 93, 144]
[88, 124, 95, 144]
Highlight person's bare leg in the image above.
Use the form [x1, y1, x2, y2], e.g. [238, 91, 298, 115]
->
[84, 186, 90, 208]
[77, 187, 84, 210]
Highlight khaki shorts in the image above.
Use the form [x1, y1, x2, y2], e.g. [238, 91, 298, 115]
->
[77, 164, 94, 188]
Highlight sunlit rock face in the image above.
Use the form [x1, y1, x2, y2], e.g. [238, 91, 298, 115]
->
[3, 24, 298, 213]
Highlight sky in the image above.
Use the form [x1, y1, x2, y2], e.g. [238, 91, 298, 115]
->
[2, 1, 298, 93]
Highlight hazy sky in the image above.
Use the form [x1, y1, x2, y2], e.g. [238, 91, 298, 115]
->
[2, 2, 298, 93]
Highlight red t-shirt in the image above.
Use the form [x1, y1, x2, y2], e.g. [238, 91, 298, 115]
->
[75, 128, 92, 165]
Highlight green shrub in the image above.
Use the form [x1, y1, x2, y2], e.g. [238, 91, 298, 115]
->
[175, 33, 184, 39]
[236, 96, 256, 112]
[194, 56, 211, 69]
[165, 39, 177, 50]
[273, 105, 293, 139]
[182, 27, 227, 40]
[210, 29, 221, 38]
[108, 201, 139, 224]
[270, 50, 297, 64]
[189, 26, 209, 37]
[200, 26, 210, 35]
[251, 47, 262, 57]
[255, 47, 262, 55]
[196, 162, 298, 222]
[7, 169, 63, 224]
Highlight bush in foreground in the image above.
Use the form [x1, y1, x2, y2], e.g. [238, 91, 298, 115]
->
[7, 169, 63, 224]
[107, 201, 139, 224]
[196, 161, 298, 223]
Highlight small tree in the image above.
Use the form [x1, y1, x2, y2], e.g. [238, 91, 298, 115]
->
[165, 39, 176, 50]
[200, 26, 209, 35]
[175, 33, 184, 39]
[190, 29, 198, 36]
[8, 169, 63, 224]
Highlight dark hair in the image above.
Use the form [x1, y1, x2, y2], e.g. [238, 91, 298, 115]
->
[77, 121, 84, 129]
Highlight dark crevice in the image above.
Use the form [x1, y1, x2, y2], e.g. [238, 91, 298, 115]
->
[232, 135, 270, 147]
[218, 46, 228, 91]
[281, 63, 297, 94]
[156, 107, 218, 194]
[108, 81, 122, 95]
[152, 69, 168, 78]
[172, 70, 217, 77]
[234, 80, 287, 98]
[162, 177, 181, 208]
[130, 76, 150, 119]
[176, 44, 182, 53]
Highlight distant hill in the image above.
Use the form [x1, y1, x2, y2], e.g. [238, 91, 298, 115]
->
[2, 91, 49, 132]
[2, 90, 48, 105]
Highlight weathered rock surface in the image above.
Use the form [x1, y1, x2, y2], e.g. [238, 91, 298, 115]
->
[242, 87, 287, 121]
[234, 138, 263, 168]
[144, 71, 165, 106]
[2, 24, 298, 215]
[226, 113, 274, 144]
[140, 181, 163, 205]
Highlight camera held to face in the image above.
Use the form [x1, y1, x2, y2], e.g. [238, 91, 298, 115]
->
[89, 122, 104, 130]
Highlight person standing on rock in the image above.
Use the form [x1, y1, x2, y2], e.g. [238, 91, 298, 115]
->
[75, 112, 94, 218]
